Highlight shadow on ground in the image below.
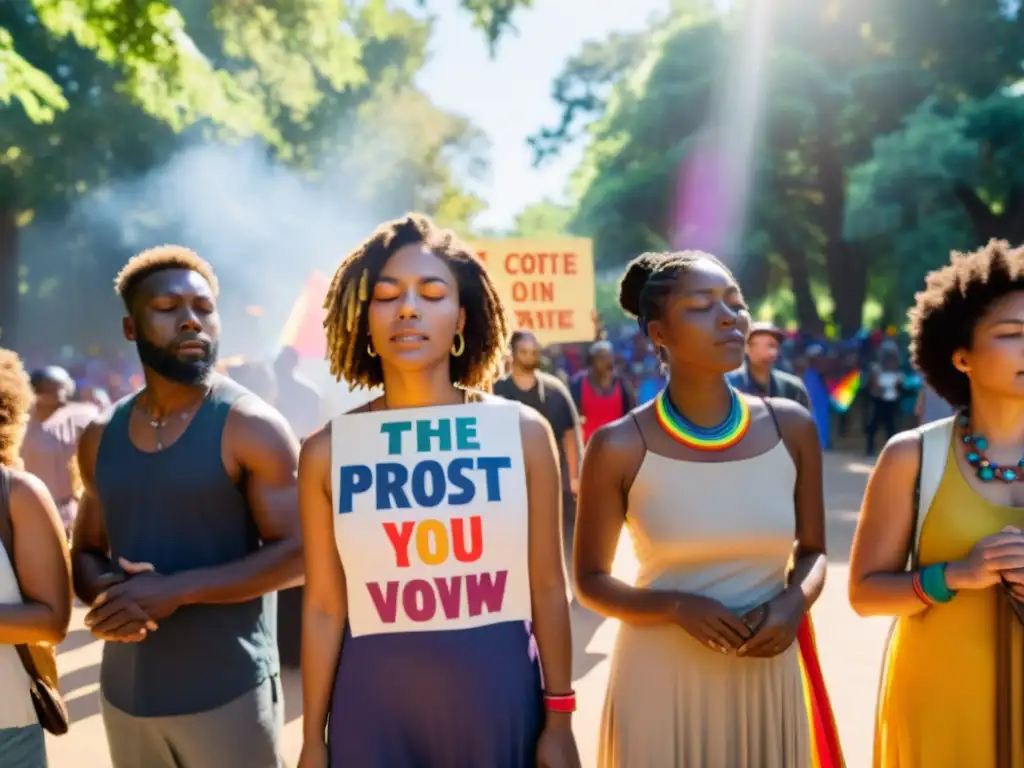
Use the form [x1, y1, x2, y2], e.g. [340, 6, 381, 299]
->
[58, 628, 97, 655]
[571, 600, 608, 681]
[822, 452, 873, 564]
[66, 673, 101, 723]
[282, 667, 302, 724]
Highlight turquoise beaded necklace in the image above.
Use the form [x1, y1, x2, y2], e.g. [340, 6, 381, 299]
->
[958, 412, 1024, 483]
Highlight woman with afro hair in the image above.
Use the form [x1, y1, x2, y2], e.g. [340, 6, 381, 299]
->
[296, 215, 579, 768]
[850, 239, 1024, 767]
[0, 348, 71, 767]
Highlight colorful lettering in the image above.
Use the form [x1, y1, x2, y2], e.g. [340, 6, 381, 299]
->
[466, 571, 508, 616]
[415, 519, 449, 565]
[411, 461, 446, 507]
[503, 251, 576, 275]
[511, 280, 555, 303]
[514, 308, 574, 331]
[337, 403, 530, 637]
[365, 571, 508, 623]
[366, 581, 399, 623]
[337, 456, 513, 513]
[434, 576, 461, 619]
[338, 465, 373, 514]
[447, 457, 475, 505]
[402, 579, 436, 622]
[416, 419, 452, 453]
[476, 457, 512, 502]
[379, 417, 477, 455]
[381, 516, 483, 568]
[376, 463, 411, 510]
[451, 516, 483, 563]
[382, 521, 415, 567]
[380, 421, 412, 455]
[454, 417, 480, 450]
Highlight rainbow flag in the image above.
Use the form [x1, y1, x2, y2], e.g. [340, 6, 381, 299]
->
[798, 616, 845, 768]
[829, 370, 861, 413]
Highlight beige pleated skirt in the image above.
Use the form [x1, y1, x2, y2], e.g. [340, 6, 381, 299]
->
[598, 623, 811, 768]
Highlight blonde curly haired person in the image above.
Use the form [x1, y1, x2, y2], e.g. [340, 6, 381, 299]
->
[0, 348, 71, 768]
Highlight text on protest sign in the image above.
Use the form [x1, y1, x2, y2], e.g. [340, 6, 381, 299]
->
[331, 403, 532, 637]
[468, 238, 595, 345]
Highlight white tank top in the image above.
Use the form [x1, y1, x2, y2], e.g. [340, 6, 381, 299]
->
[0, 539, 39, 729]
[876, 371, 902, 401]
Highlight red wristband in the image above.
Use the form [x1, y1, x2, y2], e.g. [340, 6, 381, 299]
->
[543, 691, 576, 713]
[912, 571, 934, 606]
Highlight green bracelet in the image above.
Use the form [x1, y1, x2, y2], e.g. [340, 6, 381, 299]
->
[920, 563, 957, 604]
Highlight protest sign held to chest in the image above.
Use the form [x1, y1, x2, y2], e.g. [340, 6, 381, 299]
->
[331, 402, 532, 637]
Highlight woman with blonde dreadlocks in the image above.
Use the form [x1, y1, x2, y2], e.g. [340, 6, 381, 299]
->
[296, 215, 580, 768]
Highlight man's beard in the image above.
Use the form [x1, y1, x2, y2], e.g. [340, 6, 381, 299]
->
[520, 359, 541, 372]
[135, 334, 218, 386]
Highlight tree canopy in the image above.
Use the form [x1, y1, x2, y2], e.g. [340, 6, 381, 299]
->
[3, 0, 534, 133]
[0, 0, 531, 350]
[538, 0, 1024, 333]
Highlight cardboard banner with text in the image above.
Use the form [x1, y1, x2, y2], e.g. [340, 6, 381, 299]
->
[468, 238, 595, 344]
[331, 402, 532, 637]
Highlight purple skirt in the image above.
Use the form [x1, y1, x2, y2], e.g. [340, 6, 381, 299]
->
[328, 621, 543, 767]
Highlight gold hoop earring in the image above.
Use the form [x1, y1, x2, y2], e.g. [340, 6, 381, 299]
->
[451, 331, 465, 358]
[367, 341, 377, 358]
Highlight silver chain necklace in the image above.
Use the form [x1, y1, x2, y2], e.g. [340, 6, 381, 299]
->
[137, 390, 208, 450]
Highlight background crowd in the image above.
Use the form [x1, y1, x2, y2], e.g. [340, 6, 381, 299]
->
[20, 312, 936, 475]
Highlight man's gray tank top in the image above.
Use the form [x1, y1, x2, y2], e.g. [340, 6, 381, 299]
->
[95, 375, 278, 717]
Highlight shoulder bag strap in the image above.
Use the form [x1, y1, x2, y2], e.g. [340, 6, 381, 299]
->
[0, 466, 11, 558]
[907, 416, 955, 570]
[878, 417, 954, 732]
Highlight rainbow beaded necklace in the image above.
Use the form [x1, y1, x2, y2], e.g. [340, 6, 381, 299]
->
[654, 386, 751, 451]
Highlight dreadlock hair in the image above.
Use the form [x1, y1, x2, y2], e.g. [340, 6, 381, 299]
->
[114, 245, 219, 309]
[324, 213, 509, 390]
[909, 239, 1024, 410]
[618, 250, 732, 336]
[0, 348, 33, 469]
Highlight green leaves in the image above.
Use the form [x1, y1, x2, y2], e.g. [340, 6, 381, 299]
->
[0, 0, 537, 348]
[6, 0, 532, 136]
[545, 0, 1024, 331]
[0, 27, 67, 122]
[509, 200, 573, 237]
[455, 0, 534, 52]
[847, 90, 1024, 313]
[14, 1, 272, 138]
[528, 30, 650, 164]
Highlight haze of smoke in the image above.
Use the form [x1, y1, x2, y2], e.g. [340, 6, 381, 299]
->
[77, 141, 386, 360]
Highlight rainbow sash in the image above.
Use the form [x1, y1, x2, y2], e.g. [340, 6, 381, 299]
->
[798, 615, 845, 768]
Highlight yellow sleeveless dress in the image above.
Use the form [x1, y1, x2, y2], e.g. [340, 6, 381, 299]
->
[875, 439, 1024, 767]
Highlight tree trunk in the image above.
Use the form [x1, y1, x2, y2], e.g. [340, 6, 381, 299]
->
[825, 240, 869, 335]
[955, 184, 1024, 244]
[733, 248, 769, 306]
[815, 99, 867, 335]
[0, 206, 19, 350]
[779, 246, 824, 334]
[955, 184, 1000, 243]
